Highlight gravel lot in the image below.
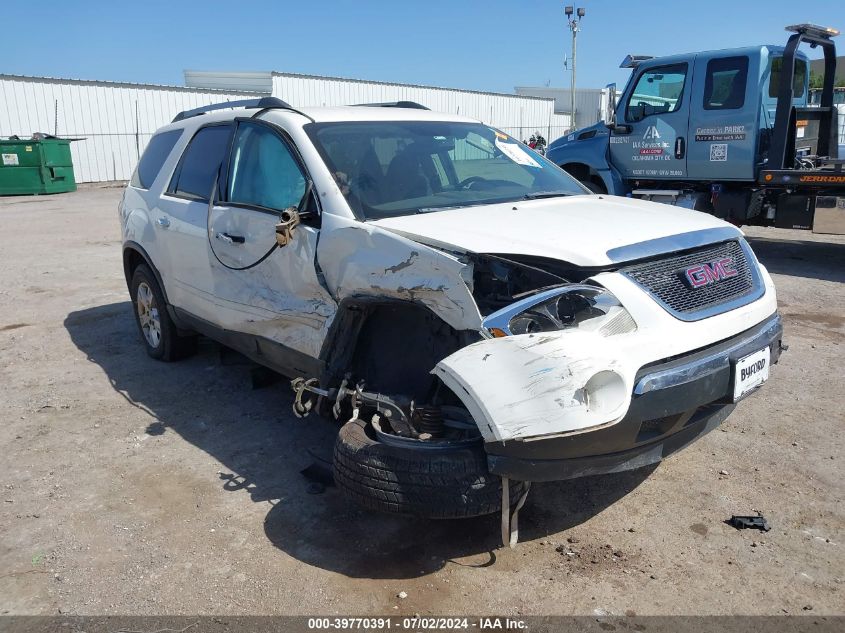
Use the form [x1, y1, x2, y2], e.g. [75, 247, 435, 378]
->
[0, 185, 842, 616]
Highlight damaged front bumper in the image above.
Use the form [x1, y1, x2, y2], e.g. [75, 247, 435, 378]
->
[454, 313, 784, 482]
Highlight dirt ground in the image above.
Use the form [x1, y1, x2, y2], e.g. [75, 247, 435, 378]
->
[0, 185, 842, 616]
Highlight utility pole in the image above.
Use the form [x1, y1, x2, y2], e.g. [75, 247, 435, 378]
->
[565, 6, 585, 131]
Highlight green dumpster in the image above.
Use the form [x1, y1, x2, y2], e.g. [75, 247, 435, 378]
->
[0, 137, 77, 195]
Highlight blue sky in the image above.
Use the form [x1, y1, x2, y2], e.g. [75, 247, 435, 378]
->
[4, 0, 842, 93]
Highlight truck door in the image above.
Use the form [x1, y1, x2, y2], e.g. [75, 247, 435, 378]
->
[609, 61, 691, 181]
[687, 54, 756, 180]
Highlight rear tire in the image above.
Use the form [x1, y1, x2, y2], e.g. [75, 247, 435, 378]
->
[130, 264, 197, 361]
[333, 418, 527, 519]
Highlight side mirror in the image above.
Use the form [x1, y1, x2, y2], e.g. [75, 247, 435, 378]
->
[275, 207, 301, 247]
[275, 180, 314, 247]
[603, 83, 618, 128]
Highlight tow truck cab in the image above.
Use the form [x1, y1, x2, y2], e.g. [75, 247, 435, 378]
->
[547, 24, 843, 232]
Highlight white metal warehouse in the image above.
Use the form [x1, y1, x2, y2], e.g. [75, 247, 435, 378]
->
[0, 75, 263, 183]
[187, 70, 570, 142]
[1, 71, 565, 184]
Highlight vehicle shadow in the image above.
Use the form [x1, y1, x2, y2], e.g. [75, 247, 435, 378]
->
[65, 301, 655, 580]
[746, 235, 845, 284]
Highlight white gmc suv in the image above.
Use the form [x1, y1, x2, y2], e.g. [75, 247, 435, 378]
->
[119, 97, 784, 526]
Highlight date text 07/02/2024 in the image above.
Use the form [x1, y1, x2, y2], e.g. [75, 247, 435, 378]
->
[306, 617, 527, 630]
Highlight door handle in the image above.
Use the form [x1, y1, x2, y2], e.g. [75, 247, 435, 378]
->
[216, 232, 245, 244]
[156, 216, 171, 228]
[675, 137, 686, 160]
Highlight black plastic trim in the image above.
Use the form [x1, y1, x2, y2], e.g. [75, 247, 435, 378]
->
[172, 97, 293, 123]
[487, 404, 734, 482]
[172, 307, 323, 379]
[122, 242, 168, 303]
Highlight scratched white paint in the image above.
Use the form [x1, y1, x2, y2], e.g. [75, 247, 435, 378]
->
[434, 263, 778, 443]
[317, 212, 483, 332]
[434, 329, 631, 442]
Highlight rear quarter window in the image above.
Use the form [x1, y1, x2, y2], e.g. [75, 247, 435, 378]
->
[769, 57, 807, 99]
[703, 56, 749, 110]
[130, 129, 182, 189]
[168, 125, 233, 200]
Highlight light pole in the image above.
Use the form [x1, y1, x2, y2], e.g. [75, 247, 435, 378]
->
[565, 6, 585, 131]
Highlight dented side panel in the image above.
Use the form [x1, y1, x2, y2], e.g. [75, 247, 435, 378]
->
[199, 224, 338, 360]
[317, 213, 483, 332]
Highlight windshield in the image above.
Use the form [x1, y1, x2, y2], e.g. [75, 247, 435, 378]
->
[306, 121, 587, 220]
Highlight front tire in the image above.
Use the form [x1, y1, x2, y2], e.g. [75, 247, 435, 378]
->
[130, 264, 196, 361]
[333, 418, 527, 519]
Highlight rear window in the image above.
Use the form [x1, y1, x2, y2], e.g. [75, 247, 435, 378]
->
[130, 130, 182, 189]
[769, 57, 807, 99]
[168, 125, 232, 200]
[704, 56, 748, 110]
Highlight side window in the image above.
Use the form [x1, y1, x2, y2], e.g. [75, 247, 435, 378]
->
[626, 64, 688, 122]
[769, 57, 807, 99]
[227, 122, 306, 212]
[704, 56, 749, 110]
[130, 129, 182, 189]
[169, 125, 232, 200]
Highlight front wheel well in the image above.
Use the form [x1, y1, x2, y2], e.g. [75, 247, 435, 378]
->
[319, 299, 480, 401]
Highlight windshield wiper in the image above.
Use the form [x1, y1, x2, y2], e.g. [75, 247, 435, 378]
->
[416, 200, 500, 213]
[522, 191, 575, 200]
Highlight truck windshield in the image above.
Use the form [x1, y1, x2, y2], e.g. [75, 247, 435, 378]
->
[306, 121, 587, 220]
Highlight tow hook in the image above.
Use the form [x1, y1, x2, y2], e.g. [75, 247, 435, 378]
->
[290, 376, 415, 437]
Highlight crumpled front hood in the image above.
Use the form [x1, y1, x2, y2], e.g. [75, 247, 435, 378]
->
[370, 195, 740, 267]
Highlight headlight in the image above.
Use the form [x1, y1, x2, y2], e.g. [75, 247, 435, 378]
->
[482, 284, 636, 338]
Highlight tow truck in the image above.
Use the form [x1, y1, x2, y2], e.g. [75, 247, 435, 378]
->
[546, 24, 845, 233]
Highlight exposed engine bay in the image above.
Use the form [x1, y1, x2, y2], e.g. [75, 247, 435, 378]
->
[468, 252, 606, 315]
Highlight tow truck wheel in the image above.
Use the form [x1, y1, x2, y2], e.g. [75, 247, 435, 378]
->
[581, 180, 606, 194]
[333, 417, 527, 519]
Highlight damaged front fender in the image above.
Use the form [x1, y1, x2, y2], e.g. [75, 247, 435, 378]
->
[317, 213, 482, 331]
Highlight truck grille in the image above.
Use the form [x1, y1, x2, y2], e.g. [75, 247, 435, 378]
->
[621, 239, 760, 320]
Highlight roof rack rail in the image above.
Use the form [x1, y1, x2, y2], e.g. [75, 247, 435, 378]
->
[171, 97, 294, 123]
[353, 101, 430, 110]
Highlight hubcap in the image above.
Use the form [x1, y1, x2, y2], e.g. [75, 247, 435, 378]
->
[136, 282, 161, 348]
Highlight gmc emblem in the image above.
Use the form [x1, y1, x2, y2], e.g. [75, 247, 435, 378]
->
[683, 257, 738, 288]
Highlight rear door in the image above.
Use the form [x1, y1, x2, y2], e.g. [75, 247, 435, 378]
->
[160, 123, 234, 319]
[687, 54, 757, 180]
[609, 61, 691, 180]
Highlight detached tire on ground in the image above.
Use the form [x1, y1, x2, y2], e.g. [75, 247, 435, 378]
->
[333, 418, 527, 519]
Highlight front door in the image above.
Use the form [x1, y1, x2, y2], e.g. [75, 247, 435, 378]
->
[609, 61, 692, 182]
[207, 119, 335, 364]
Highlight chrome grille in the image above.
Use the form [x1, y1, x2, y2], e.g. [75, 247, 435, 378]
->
[621, 240, 760, 319]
